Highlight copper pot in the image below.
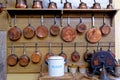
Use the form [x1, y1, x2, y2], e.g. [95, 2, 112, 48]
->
[92, 0, 101, 9]
[63, 0, 72, 9]
[0, 3, 3, 13]
[48, 0, 57, 9]
[78, 0, 88, 9]
[32, 0, 43, 8]
[106, 0, 113, 9]
[15, 0, 27, 8]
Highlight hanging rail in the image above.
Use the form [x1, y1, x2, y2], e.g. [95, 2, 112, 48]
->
[7, 42, 115, 48]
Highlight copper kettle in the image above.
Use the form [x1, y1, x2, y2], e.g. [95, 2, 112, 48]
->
[15, 0, 27, 8]
[32, 0, 43, 8]
[92, 0, 101, 9]
[106, 0, 113, 9]
[63, 0, 72, 9]
[78, 0, 88, 9]
[48, 0, 57, 9]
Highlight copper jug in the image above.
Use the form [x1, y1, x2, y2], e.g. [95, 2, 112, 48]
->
[15, 0, 27, 8]
[78, 0, 88, 9]
[32, 0, 43, 8]
[48, 0, 57, 9]
[92, 0, 101, 9]
[63, 0, 72, 9]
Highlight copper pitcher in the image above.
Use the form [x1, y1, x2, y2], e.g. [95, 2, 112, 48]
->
[48, 0, 57, 9]
[32, 0, 43, 8]
[63, 0, 72, 9]
[92, 0, 101, 9]
[78, 0, 88, 9]
[15, 0, 27, 8]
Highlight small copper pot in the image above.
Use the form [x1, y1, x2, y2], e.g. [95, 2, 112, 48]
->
[106, 0, 113, 9]
[0, 3, 3, 13]
[63, 0, 72, 9]
[78, 2, 88, 9]
[92, 0, 101, 9]
[48, 2, 57, 9]
[15, 0, 27, 8]
[92, 2, 101, 9]
[32, 0, 43, 8]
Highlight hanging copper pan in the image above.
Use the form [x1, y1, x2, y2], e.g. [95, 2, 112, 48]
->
[44, 43, 54, 64]
[71, 42, 80, 62]
[8, 15, 22, 41]
[100, 15, 111, 36]
[36, 15, 48, 38]
[19, 44, 30, 67]
[23, 16, 35, 39]
[61, 16, 77, 42]
[31, 43, 42, 63]
[50, 16, 60, 36]
[76, 15, 87, 33]
[86, 15, 102, 43]
[7, 44, 18, 66]
[59, 43, 67, 61]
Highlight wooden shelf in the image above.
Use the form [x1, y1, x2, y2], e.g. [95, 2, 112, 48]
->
[5, 8, 118, 17]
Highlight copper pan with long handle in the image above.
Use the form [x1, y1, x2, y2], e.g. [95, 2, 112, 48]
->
[61, 16, 77, 42]
[86, 15, 102, 43]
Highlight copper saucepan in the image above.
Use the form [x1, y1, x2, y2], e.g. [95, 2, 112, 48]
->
[61, 16, 77, 42]
[86, 15, 102, 43]
[7, 44, 19, 66]
[36, 15, 48, 38]
[71, 42, 80, 62]
[76, 15, 87, 33]
[50, 16, 60, 36]
[100, 15, 111, 36]
[31, 43, 42, 63]
[23, 16, 35, 39]
[8, 15, 22, 41]
[44, 43, 54, 64]
[59, 43, 67, 61]
[19, 44, 30, 67]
